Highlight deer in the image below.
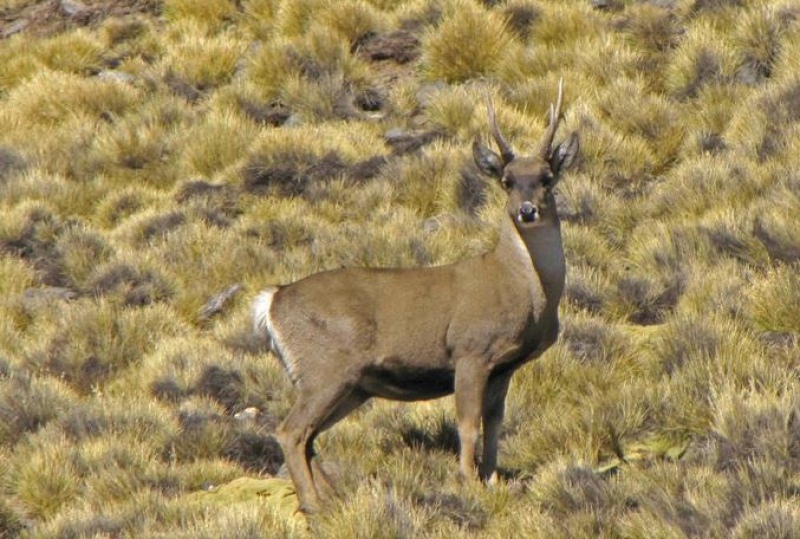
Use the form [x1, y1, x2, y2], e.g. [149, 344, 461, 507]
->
[253, 81, 579, 514]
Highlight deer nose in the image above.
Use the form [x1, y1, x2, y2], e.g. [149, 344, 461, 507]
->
[518, 201, 538, 223]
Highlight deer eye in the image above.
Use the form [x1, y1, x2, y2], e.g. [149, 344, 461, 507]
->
[501, 175, 515, 190]
[542, 173, 555, 188]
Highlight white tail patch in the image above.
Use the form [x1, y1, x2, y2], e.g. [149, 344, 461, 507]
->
[252, 286, 299, 383]
[253, 287, 278, 335]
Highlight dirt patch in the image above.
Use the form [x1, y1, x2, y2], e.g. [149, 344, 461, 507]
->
[223, 431, 284, 475]
[58, 404, 109, 440]
[164, 69, 204, 102]
[0, 370, 69, 444]
[691, 0, 743, 12]
[0, 206, 68, 287]
[677, 47, 723, 99]
[1, 0, 161, 39]
[174, 179, 228, 203]
[150, 378, 186, 404]
[0, 146, 27, 183]
[613, 7, 682, 53]
[349, 155, 388, 183]
[174, 179, 241, 227]
[698, 132, 727, 153]
[242, 150, 387, 198]
[354, 86, 385, 112]
[400, 420, 460, 456]
[193, 365, 245, 413]
[565, 278, 605, 314]
[384, 128, 447, 156]
[242, 151, 342, 197]
[502, 3, 540, 40]
[353, 30, 421, 64]
[753, 217, 800, 264]
[616, 274, 685, 326]
[36, 345, 114, 394]
[562, 319, 622, 364]
[238, 99, 293, 127]
[136, 211, 186, 242]
[701, 225, 751, 263]
[757, 80, 800, 160]
[221, 328, 271, 357]
[769, 79, 800, 122]
[165, 405, 284, 474]
[88, 262, 173, 306]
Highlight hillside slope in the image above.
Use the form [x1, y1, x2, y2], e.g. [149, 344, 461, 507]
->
[1, 0, 799, 537]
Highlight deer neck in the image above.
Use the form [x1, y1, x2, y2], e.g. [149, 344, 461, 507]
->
[496, 213, 566, 316]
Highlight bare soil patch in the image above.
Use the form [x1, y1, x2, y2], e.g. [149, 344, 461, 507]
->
[1, 0, 160, 39]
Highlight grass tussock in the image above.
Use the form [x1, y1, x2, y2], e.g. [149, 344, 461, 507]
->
[163, 0, 239, 31]
[665, 22, 734, 99]
[746, 265, 800, 335]
[1, 69, 140, 127]
[24, 300, 186, 394]
[422, 0, 516, 83]
[161, 25, 246, 92]
[1, 0, 799, 536]
[5, 436, 84, 520]
[0, 372, 77, 446]
[182, 109, 257, 178]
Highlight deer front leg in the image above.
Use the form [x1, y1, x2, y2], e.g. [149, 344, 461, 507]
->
[454, 358, 489, 480]
[479, 371, 512, 482]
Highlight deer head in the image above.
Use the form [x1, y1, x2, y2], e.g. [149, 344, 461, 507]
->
[473, 80, 579, 228]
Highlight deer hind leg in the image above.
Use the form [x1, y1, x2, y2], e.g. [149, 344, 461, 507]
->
[277, 384, 365, 513]
[454, 358, 489, 481]
[479, 371, 512, 483]
[308, 389, 369, 497]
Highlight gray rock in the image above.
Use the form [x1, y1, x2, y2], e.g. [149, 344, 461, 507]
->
[97, 70, 136, 85]
[2, 19, 29, 38]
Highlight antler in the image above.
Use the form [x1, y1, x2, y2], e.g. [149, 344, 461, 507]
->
[485, 91, 515, 165]
[537, 78, 564, 160]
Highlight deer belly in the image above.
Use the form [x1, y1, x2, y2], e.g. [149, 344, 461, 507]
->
[359, 364, 454, 401]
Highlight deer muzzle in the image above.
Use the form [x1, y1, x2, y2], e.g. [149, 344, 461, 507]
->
[518, 201, 539, 223]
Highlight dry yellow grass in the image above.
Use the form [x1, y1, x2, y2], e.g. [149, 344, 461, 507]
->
[0, 0, 798, 537]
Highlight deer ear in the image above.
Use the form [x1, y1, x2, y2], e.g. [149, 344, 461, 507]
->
[473, 139, 504, 178]
[550, 132, 579, 176]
